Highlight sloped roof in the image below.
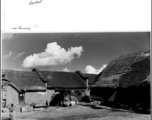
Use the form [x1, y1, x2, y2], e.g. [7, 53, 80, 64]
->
[2, 70, 46, 91]
[83, 73, 97, 85]
[92, 50, 150, 88]
[36, 71, 87, 89]
[2, 79, 22, 93]
[75, 71, 97, 85]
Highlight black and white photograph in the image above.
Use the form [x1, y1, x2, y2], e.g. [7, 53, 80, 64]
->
[1, 32, 151, 120]
[1, 0, 151, 120]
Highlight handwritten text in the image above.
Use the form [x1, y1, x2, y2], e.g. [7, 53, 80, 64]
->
[29, 0, 42, 5]
[11, 26, 30, 31]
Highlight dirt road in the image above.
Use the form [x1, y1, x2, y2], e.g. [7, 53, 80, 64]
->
[2, 104, 151, 120]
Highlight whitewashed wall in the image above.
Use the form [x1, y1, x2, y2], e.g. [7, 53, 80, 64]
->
[24, 90, 55, 105]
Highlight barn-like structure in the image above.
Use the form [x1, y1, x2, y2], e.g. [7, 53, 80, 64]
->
[2, 69, 97, 108]
[91, 50, 150, 112]
[2, 70, 48, 108]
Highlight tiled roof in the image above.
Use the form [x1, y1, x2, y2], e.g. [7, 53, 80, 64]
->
[37, 71, 87, 89]
[2, 70, 46, 91]
[83, 73, 97, 85]
[2, 70, 95, 90]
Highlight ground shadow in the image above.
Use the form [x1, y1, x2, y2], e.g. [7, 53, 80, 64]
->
[37, 113, 104, 120]
[2, 117, 12, 120]
[102, 104, 151, 114]
[79, 102, 151, 114]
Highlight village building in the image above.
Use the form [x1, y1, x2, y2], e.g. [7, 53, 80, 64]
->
[1, 70, 50, 109]
[90, 50, 150, 111]
[2, 69, 97, 108]
[83, 73, 98, 86]
[75, 71, 97, 96]
[32, 69, 97, 104]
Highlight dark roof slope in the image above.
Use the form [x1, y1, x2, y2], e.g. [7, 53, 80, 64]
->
[37, 71, 87, 89]
[92, 50, 150, 88]
[83, 73, 97, 85]
[2, 70, 46, 91]
[75, 71, 97, 85]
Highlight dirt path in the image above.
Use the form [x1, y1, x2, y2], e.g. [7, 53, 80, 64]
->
[2, 104, 151, 120]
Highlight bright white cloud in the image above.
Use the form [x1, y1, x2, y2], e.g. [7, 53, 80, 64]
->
[13, 69, 23, 71]
[22, 42, 83, 68]
[62, 67, 70, 72]
[13, 52, 25, 59]
[85, 64, 107, 74]
[3, 51, 12, 59]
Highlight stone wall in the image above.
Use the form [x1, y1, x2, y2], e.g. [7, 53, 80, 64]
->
[5, 85, 19, 107]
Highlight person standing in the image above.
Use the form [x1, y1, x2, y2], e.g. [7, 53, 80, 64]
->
[9, 104, 14, 120]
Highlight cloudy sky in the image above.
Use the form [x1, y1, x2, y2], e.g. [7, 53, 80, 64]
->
[2, 32, 150, 74]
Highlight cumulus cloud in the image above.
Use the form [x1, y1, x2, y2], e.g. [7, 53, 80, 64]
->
[13, 69, 23, 71]
[85, 64, 107, 74]
[3, 51, 12, 59]
[22, 42, 83, 68]
[62, 67, 70, 72]
[13, 52, 25, 59]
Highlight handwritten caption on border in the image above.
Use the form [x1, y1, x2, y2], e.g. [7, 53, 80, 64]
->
[11, 24, 40, 31]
